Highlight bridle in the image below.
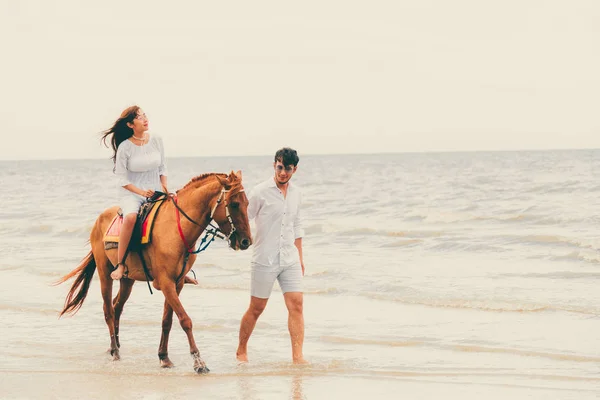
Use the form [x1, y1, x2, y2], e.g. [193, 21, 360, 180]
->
[171, 186, 245, 253]
[209, 187, 244, 242]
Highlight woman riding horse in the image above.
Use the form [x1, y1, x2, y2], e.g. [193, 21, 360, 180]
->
[57, 171, 252, 373]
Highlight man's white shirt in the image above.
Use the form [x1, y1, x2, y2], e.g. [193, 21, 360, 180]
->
[248, 178, 304, 267]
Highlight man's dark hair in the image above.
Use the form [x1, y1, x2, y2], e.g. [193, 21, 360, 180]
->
[274, 147, 300, 166]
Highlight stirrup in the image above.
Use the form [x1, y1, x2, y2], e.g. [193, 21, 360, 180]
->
[114, 262, 129, 279]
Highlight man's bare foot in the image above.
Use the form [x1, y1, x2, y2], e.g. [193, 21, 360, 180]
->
[236, 351, 248, 364]
[184, 276, 198, 285]
[111, 264, 125, 280]
[293, 357, 309, 365]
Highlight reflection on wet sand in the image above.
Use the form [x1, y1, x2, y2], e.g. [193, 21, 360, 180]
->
[236, 364, 305, 400]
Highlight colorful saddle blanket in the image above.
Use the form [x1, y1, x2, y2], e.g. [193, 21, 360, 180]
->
[103, 197, 166, 247]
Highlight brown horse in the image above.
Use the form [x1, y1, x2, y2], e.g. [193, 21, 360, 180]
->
[56, 171, 252, 373]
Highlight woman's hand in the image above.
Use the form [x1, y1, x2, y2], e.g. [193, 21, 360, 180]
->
[141, 189, 155, 198]
[123, 184, 154, 198]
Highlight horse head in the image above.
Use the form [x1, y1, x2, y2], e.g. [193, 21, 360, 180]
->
[213, 170, 253, 250]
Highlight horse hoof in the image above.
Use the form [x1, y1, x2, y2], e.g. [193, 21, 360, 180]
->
[194, 365, 210, 374]
[160, 359, 175, 368]
[110, 349, 120, 361]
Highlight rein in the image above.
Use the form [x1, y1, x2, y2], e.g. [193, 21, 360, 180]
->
[171, 187, 243, 252]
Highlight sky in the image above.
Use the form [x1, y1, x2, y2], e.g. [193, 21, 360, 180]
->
[0, 0, 599, 160]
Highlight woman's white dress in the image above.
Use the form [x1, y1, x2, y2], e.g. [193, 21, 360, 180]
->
[115, 134, 167, 215]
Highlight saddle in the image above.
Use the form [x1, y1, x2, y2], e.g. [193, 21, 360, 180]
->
[103, 193, 167, 251]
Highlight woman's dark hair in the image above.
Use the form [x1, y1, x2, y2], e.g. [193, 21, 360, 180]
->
[100, 105, 140, 167]
[274, 147, 299, 166]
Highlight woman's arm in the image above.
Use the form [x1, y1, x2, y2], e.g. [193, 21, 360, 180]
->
[160, 175, 168, 193]
[123, 184, 155, 198]
[157, 135, 168, 193]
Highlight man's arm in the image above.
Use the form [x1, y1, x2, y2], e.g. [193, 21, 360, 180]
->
[294, 238, 304, 276]
[294, 192, 305, 275]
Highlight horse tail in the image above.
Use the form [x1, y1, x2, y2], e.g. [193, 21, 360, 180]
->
[55, 251, 96, 318]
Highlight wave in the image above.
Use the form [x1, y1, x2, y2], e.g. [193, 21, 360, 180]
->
[519, 234, 574, 245]
[193, 283, 246, 291]
[318, 336, 600, 363]
[451, 344, 600, 363]
[307, 270, 333, 277]
[188, 283, 343, 295]
[345, 208, 381, 216]
[525, 181, 585, 194]
[15, 223, 93, 238]
[24, 224, 54, 234]
[498, 271, 600, 280]
[304, 215, 592, 242]
[458, 204, 479, 212]
[504, 234, 596, 249]
[363, 293, 600, 315]
[477, 213, 578, 225]
[550, 251, 600, 264]
[54, 225, 94, 238]
[381, 239, 423, 248]
[0, 211, 45, 220]
[402, 210, 589, 226]
[426, 242, 507, 253]
[305, 287, 344, 295]
[0, 303, 61, 316]
[191, 263, 249, 273]
[0, 264, 23, 272]
[0, 225, 19, 235]
[474, 234, 599, 257]
[320, 336, 421, 347]
[332, 227, 444, 239]
[403, 215, 426, 222]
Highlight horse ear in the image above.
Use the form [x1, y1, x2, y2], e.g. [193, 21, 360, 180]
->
[216, 174, 231, 189]
[235, 170, 242, 180]
[228, 170, 240, 183]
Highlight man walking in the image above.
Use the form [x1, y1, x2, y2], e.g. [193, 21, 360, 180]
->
[236, 147, 307, 364]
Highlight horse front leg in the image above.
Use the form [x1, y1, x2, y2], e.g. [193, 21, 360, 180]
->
[161, 280, 209, 374]
[112, 278, 135, 349]
[158, 299, 175, 368]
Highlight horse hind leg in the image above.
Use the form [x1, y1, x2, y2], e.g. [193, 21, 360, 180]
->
[96, 252, 120, 361]
[112, 278, 135, 349]
[90, 208, 122, 360]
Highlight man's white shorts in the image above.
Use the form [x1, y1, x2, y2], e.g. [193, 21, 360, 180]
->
[250, 262, 303, 299]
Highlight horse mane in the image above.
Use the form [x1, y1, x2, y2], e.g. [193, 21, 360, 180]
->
[177, 172, 243, 196]
[179, 173, 226, 192]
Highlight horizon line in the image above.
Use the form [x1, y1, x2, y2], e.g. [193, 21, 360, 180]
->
[0, 146, 598, 162]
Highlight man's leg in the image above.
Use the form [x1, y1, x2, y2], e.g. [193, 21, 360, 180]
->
[283, 292, 306, 364]
[236, 296, 268, 362]
[280, 262, 306, 364]
[236, 263, 277, 362]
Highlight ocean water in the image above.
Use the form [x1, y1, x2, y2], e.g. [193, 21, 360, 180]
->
[1, 150, 599, 399]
